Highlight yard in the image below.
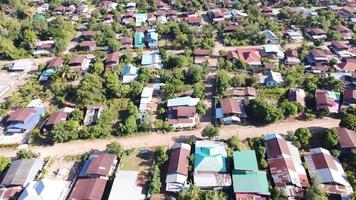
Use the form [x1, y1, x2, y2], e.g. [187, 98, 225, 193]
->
[120, 148, 155, 194]
[44, 156, 81, 181]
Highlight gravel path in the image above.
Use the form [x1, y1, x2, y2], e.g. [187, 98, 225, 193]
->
[0, 117, 340, 158]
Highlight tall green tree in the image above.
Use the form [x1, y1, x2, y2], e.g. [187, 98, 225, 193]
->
[202, 124, 219, 140]
[76, 74, 105, 105]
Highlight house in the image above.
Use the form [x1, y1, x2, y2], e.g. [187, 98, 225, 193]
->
[194, 140, 231, 189]
[83, 105, 107, 126]
[68, 55, 90, 71]
[45, 111, 69, 128]
[216, 97, 246, 124]
[120, 37, 133, 49]
[39, 68, 56, 82]
[284, 30, 304, 42]
[223, 24, 239, 34]
[305, 28, 327, 41]
[108, 170, 143, 200]
[260, 30, 278, 44]
[284, 49, 301, 66]
[0, 159, 44, 187]
[79, 40, 96, 51]
[33, 40, 54, 56]
[167, 96, 199, 107]
[166, 143, 191, 192]
[134, 32, 145, 48]
[329, 41, 355, 59]
[105, 52, 120, 71]
[139, 86, 154, 112]
[6, 106, 45, 134]
[262, 44, 284, 60]
[331, 24, 353, 40]
[315, 89, 340, 113]
[121, 65, 139, 83]
[141, 51, 162, 69]
[304, 148, 353, 198]
[79, 153, 117, 178]
[288, 88, 306, 107]
[209, 9, 224, 23]
[227, 87, 258, 101]
[125, 2, 136, 12]
[306, 49, 333, 66]
[335, 127, 356, 153]
[259, 70, 284, 87]
[102, 14, 114, 24]
[68, 178, 107, 200]
[337, 59, 356, 72]
[194, 49, 210, 64]
[265, 134, 309, 198]
[232, 150, 270, 200]
[47, 57, 64, 68]
[122, 12, 135, 25]
[146, 32, 158, 48]
[135, 13, 147, 26]
[0, 187, 23, 200]
[82, 31, 99, 40]
[18, 179, 69, 200]
[185, 16, 202, 26]
[343, 88, 356, 106]
[227, 47, 262, 67]
[167, 106, 198, 129]
[7, 59, 33, 71]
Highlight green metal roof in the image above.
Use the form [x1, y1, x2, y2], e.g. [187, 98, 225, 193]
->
[233, 150, 258, 171]
[134, 32, 145, 47]
[232, 171, 270, 195]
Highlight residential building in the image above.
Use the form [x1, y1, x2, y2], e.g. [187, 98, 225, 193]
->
[134, 32, 145, 48]
[47, 57, 64, 68]
[194, 49, 210, 64]
[262, 44, 284, 60]
[39, 68, 56, 82]
[337, 59, 356, 72]
[120, 37, 133, 49]
[288, 88, 306, 107]
[284, 49, 301, 66]
[79, 153, 117, 179]
[315, 89, 340, 113]
[68, 178, 107, 200]
[343, 88, 356, 106]
[33, 40, 54, 56]
[68, 55, 91, 71]
[306, 49, 333, 66]
[194, 140, 231, 189]
[331, 24, 354, 40]
[82, 31, 99, 40]
[45, 111, 69, 128]
[139, 86, 154, 113]
[227, 47, 262, 67]
[216, 97, 246, 124]
[1, 159, 44, 187]
[108, 171, 143, 200]
[105, 52, 120, 71]
[305, 28, 327, 41]
[83, 105, 107, 126]
[167, 96, 199, 107]
[141, 51, 162, 69]
[18, 179, 69, 200]
[167, 106, 198, 129]
[135, 13, 147, 26]
[330, 41, 355, 59]
[146, 32, 158, 48]
[232, 150, 270, 200]
[335, 127, 356, 153]
[265, 133, 309, 198]
[121, 65, 139, 83]
[260, 30, 278, 44]
[166, 143, 191, 192]
[259, 70, 284, 87]
[284, 30, 304, 42]
[6, 106, 45, 134]
[0, 187, 22, 200]
[79, 40, 96, 51]
[7, 60, 33, 71]
[304, 148, 353, 198]
[185, 16, 202, 26]
[227, 87, 258, 101]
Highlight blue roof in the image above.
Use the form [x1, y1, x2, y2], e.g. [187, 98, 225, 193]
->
[122, 65, 139, 75]
[147, 32, 158, 41]
[194, 140, 227, 172]
[39, 68, 56, 81]
[167, 96, 199, 107]
[7, 107, 45, 132]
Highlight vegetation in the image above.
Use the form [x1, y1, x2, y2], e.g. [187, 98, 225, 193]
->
[304, 178, 328, 200]
[340, 107, 356, 131]
[247, 137, 268, 169]
[201, 124, 219, 140]
[178, 185, 227, 200]
[106, 142, 125, 158]
[148, 146, 169, 195]
[16, 149, 40, 159]
[246, 99, 283, 124]
[0, 156, 11, 174]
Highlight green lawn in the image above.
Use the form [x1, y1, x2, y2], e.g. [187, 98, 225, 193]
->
[120, 148, 153, 171]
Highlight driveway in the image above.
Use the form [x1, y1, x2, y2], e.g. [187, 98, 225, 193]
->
[0, 117, 340, 158]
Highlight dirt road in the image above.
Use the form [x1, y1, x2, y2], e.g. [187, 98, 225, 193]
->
[0, 117, 340, 158]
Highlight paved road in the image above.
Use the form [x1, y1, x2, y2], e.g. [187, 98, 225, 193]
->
[0, 117, 340, 158]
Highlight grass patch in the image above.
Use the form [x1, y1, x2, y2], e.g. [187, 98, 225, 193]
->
[259, 87, 287, 102]
[120, 148, 152, 171]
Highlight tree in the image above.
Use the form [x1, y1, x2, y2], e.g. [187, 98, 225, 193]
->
[216, 70, 231, 97]
[90, 59, 104, 74]
[230, 75, 246, 87]
[340, 113, 356, 131]
[186, 66, 204, 84]
[246, 99, 283, 124]
[202, 124, 219, 140]
[192, 83, 205, 99]
[0, 156, 11, 174]
[76, 74, 105, 105]
[196, 101, 208, 115]
[16, 149, 40, 159]
[124, 115, 138, 134]
[304, 178, 328, 200]
[317, 107, 329, 118]
[49, 120, 79, 143]
[227, 136, 243, 151]
[324, 128, 340, 148]
[178, 185, 201, 200]
[202, 190, 227, 200]
[22, 30, 37, 50]
[106, 142, 124, 157]
[280, 101, 298, 117]
[107, 38, 120, 51]
[294, 128, 312, 148]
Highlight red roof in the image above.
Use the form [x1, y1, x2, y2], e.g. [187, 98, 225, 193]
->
[86, 153, 117, 177]
[236, 48, 261, 65]
[167, 145, 190, 176]
[266, 137, 291, 158]
[175, 106, 196, 117]
[47, 57, 64, 68]
[69, 178, 107, 200]
[338, 59, 356, 71]
[268, 157, 296, 187]
[316, 90, 335, 107]
[331, 41, 349, 50]
[69, 56, 84, 65]
[336, 127, 356, 149]
[106, 52, 120, 63]
[79, 40, 97, 48]
[332, 24, 351, 33]
[7, 108, 36, 124]
[343, 88, 356, 100]
[311, 153, 338, 170]
[186, 16, 201, 24]
[308, 28, 326, 35]
[220, 98, 242, 114]
[45, 111, 68, 126]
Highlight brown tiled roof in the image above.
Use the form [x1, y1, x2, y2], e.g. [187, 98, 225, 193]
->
[120, 37, 133, 45]
[310, 49, 326, 58]
[285, 50, 298, 58]
[45, 111, 68, 126]
[194, 49, 210, 56]
[167, 145, 190, 175]
[7, 108, 36, 124]
[343, 88, 356, 100]
[86, 153, 117, 177]
[174, 106, 196, 117]
[228, 87, 257, 97]
[226, 50, 239, 60]
[331, 41, 349, 50]
[266, 137, 291, 158]
[47, 57, 64, 68]
[236, 48, 261, 64]
[223, 24, 238, 33]
[336, 127, 356, 149]
[338, 59, 356, 71]
[308, 28, 326, 35]
[268, 157, 296, 187]
[69, 56, 84, 65]
[69, 178, 107, 200]
[220, 98, 241, 114]
[316, 90, 334, 106]
[79, 40, 97, 48]
[106, 52, 120, 63]
[332, 24, 351, 33]
[82, 31, 99, 37]
[0, 187, 22, 200]
[186, 16, 201, 24]
[311, 152, 338, 170]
